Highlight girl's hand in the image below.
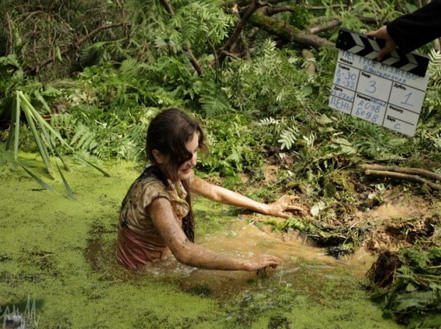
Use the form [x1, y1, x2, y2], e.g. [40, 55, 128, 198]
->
[245, 254, 281, 271]
[264, 195, 305, 218]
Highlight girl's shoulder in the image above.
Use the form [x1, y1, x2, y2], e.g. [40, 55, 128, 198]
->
[123, 168, 171, 212]
[133, 166, 169, 195]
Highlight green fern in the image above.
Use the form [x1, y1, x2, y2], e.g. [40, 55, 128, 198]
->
[199, 80, 231, 117]
[278, 126, 299, 150]
[259, 117, 280, 126]
[429, 49, 441, 87]
[70, 124, 98, 153]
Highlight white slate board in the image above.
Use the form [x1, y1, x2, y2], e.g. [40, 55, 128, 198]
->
[329, 50, 429, 136]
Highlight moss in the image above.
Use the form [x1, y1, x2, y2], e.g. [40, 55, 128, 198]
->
[0, 150, 403, 328]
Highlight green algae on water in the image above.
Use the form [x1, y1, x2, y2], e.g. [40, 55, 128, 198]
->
[0, 151, 403, 328]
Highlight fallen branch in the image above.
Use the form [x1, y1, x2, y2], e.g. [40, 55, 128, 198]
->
[26, 22, 128, 75]
[360, 164, 441, 182]
[218, 0, 262, 64]
[308, 18, 341, 34]
[364, 169, 441, 191]
[265, 6, 296, 15]
[249, 11, 334, 49]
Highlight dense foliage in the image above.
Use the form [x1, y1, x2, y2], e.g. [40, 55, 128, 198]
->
[371, 248, 441, 328]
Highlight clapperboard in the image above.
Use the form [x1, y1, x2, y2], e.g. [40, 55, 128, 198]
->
[329, 28, 430, 136]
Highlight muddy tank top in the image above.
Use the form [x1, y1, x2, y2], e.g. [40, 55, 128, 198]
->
[116, 166, 189, 269]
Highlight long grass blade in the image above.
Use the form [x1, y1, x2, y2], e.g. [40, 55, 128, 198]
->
[19, 92, 70, 148]
[19, 91, 110, 177]
[14, 92, 21, 158]
[48, 137, 69, 171]
[19, 92, 68, 170]
[18, 162, 54, 192]
[78, 157, 111, 177]
[55, 160, 75, 200]
[34, 91, 51, 113]
[21, 99, 53, 177]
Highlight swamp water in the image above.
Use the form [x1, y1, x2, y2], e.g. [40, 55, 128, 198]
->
[0, 152, 403, 328]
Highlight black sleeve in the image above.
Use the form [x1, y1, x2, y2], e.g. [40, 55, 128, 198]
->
[387, 0, 441, 53]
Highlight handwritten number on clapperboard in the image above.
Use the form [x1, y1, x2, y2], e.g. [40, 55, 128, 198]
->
[365, 81, 376, 94]
[401, 92, 413, 106]
[355, 99, 380, 123]
[336, 68, 356, 89]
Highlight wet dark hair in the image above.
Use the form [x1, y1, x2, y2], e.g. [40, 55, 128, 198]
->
[145, 108, 207, 242]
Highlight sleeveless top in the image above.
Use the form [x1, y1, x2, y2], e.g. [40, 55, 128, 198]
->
[116, 166, 190, 270]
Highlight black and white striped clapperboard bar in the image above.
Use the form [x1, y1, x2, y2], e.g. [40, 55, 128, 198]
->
[329, 29, 430, 137]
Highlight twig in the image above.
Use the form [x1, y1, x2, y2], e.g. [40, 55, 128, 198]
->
[183, 42, 203, 75]
[357, 16, 379, 24]
[360, 164, 441, 182]
[161, 0, 175, 15]
[25, 22, 127, 75]
[240, 33, 251, 59]
[220, 50, 241, 59]
[364, 169, 441, 191]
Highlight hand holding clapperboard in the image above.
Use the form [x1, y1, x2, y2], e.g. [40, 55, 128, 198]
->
[329, 29, 430, 137]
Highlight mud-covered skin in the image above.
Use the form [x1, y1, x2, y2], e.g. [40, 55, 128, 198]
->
[146, 131, 303, 271]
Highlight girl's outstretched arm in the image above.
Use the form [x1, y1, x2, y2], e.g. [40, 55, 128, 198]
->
[189, 175, 304, 218]
[148, 197, 281, 270]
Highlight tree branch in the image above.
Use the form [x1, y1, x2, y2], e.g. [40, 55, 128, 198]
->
[184, 42, 203, 75]
[25, 22, 128, 75]
[308, 18, 341, 34]
[265, 6, 296, 15]
[364, 169, 441, 191]
[249, 11, 334, 49]
[161, 0, 175, 15]
[159, 0, 202, 75]
[360, 164, 441, 182]
[218, 0, 262, 64]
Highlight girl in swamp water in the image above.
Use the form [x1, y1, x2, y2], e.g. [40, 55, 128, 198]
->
[116, 108, 304, 272]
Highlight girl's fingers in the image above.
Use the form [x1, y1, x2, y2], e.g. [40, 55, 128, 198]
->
[286, 205, 304, 211]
